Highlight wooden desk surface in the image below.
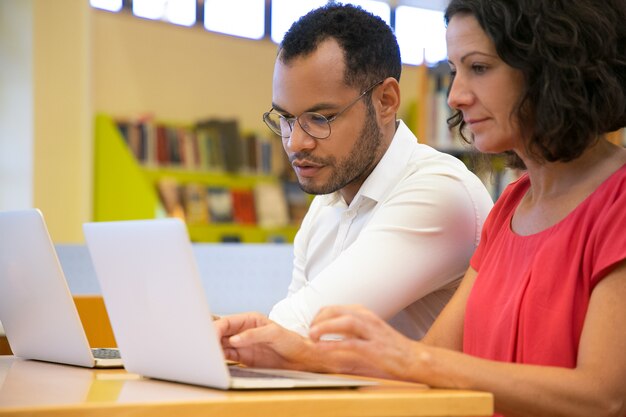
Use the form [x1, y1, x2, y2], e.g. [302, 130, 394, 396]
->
[0, 356, 493, 417]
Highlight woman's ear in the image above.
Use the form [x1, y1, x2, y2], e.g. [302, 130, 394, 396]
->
[375, 77, 401, 125]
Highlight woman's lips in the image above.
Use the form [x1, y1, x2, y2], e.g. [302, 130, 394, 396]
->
[465, 117, 488, 127]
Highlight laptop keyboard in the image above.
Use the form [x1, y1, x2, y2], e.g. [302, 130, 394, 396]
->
[229, 367, 290, 379]
[91, 348, 121, 360]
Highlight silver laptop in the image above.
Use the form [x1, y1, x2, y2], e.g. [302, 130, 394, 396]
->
[83, 218, 375, 389]
[0, 209, 122, 368]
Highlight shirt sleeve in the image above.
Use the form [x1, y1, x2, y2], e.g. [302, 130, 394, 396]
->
[269, 171, 492, 336]
[588, 176, 626, 287]
[470, 174, 527, 272]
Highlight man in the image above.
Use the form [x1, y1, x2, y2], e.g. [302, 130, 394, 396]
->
[257, 4, 492, 339]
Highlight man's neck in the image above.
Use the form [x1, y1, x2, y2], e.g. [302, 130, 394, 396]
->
[339, 119, 398, 206]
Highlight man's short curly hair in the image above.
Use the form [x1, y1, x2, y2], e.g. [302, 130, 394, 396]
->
[279, 3, 401, 91]
[445, 0, 626, 168]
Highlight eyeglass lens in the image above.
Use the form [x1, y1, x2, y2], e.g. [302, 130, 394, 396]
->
[263, 79, 383, 139]
[265, 112, 332, 139]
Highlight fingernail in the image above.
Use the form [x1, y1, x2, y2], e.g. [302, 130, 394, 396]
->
[230, 335, 241, 345]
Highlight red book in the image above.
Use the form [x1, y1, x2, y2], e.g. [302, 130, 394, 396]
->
[231, 188, 256, 225]
[155, 125, 169, 166]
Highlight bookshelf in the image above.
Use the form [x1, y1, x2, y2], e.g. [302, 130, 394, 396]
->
[93, 114, 302, 243]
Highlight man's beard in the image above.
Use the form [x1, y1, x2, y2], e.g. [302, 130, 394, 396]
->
[295, 103, 383, 195]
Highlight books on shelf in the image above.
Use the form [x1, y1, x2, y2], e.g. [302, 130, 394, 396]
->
[104, 114, 313, 243]
[116, 117, 287, 177]
[231, 188, 257, 225]
[182, 183, 209, 225]
[207, 187, 234, 223]
[195, 119, 242, 173]
[253, 182, 290, 228]
[283, 181, 310, 227]
[153, 179, 308, 230]
[156, 177, 185, 220]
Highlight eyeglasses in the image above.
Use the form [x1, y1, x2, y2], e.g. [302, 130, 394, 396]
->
[262, 80, 384, 139]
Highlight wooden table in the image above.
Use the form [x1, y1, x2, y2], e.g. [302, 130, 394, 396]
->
[0, 356, 493, 417]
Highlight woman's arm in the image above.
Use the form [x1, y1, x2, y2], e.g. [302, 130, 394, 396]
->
[421, 267, 477, 350]
[216, 265, 478, 373]
[309, 260, 626, 417]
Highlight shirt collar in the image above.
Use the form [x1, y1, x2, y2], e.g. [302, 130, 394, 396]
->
[321, 119, 417, 208]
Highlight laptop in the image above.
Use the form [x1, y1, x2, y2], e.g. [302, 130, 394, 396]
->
[83, 218, 376, 389]
[0, 209, 123, 368]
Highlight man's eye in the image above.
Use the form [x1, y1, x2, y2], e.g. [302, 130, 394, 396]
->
[304, 113, 329, 125]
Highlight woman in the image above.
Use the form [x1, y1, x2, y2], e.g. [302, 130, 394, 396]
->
[216, 1, 626, 415]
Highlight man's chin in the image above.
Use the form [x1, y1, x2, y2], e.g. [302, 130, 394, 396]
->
[297, 178, 335, 196]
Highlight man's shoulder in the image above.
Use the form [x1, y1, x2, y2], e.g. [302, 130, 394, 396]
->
[402, 148, 477, 184]
[390, 151, 493, 214]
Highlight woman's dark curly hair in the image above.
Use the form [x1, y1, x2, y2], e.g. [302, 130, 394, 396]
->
[278, 3, 401, 92]
[445, 0, 626, 168]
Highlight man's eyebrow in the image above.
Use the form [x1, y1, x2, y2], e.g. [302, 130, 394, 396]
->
[271, 103, 290, 115]
[271, 102, 342, 115]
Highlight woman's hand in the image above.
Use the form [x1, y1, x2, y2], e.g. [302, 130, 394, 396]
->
[309, 305, 424, 381]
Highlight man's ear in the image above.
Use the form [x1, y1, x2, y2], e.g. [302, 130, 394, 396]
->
[374, 77, 401, 124]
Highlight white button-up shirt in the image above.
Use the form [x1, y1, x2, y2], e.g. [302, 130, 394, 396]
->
[269, 120, 494, 339]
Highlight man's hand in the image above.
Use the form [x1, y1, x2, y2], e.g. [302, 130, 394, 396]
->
[214, 312, 322, 371]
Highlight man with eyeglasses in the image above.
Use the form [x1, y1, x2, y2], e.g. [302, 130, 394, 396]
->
[217, 4, 493, 344]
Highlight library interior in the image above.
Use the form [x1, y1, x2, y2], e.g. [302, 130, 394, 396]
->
[1, 0, 624, 416]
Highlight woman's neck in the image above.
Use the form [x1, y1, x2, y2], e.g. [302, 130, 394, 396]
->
[521, 139, 625, 204]
[510, 139, 626, 235]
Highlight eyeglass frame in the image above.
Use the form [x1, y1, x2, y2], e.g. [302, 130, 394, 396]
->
[262, 79, 384, 140]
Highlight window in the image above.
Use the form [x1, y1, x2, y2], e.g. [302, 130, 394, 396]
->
[90, 0, 449, 66]
[395, 6, 447, 66]
[133, 0, 196, 27]
[204, 0, 265, 40]
[270, 0, 327, 44]
[341, 0, 391, 25]
[89, 0, 122, 12]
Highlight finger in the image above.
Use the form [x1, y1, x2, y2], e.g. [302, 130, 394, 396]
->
[214, 312, 268, 338]
[310, 305, 378, 341]
[309, 314, 370, 342]
[220, 334, 235, 349]
[222, 347, 242, 362]
[311, 305, 369, 327]
[229, 323, 283, 347]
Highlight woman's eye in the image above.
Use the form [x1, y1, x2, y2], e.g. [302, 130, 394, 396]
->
[472, 64, 487, 74]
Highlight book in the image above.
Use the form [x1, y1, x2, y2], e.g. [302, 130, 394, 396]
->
[231, 188, 257, 225]
[218, 119, 244, 173]
[155, 125, 170, 166]
[241, 132, 259, 174]
[182, 183, 209, 225]
[207, 187, 233, 223]
[195, 121, 225, 171]
[156, 178, 185, 220]
[141, 121, 157, 167]
[253, 182, 289, 228]
[196, 119, 243, 173]
[283, 181, 309, 226]
[166, 126, 181, 166]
